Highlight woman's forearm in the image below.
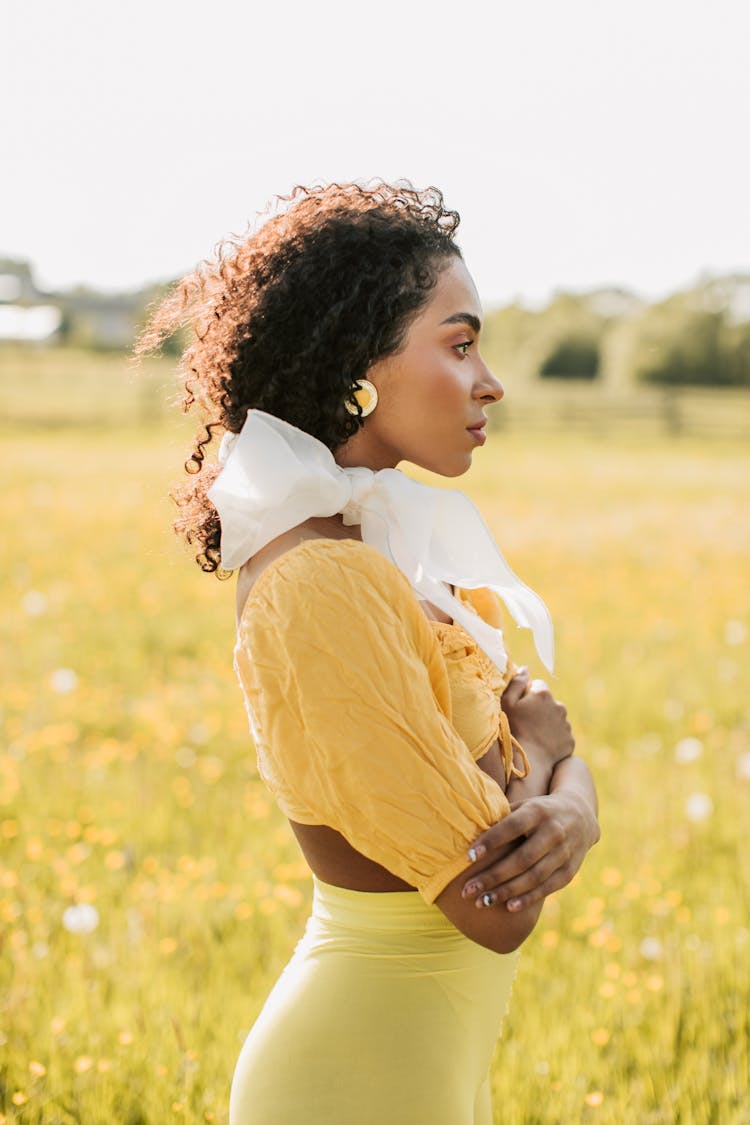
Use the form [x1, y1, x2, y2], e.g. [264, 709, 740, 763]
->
[504, 742, 557, 806]
[550, 753, 598, 807]
[506, 750, 600, 844]
[548, 755, 600, 846]
[460, 753, 601, 923]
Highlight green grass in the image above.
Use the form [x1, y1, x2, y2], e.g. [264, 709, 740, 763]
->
[0, 347, 175, 428]
[1, 372, 749, 1121]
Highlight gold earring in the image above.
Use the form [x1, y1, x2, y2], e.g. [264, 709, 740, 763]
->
[344, 379, 378, 418]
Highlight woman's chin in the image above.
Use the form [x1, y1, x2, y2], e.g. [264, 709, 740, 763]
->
[442, 450, 474, 478]
[422, 455, 473, 479]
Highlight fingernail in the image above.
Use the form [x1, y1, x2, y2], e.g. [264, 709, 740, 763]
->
[467, 844, 486, 862]
[479, 892, 495, 909]
[507, 898, 522, 912]
[462, 881, 480, 898]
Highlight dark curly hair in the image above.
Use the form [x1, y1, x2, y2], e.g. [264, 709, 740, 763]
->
[134, 179, 462, 573]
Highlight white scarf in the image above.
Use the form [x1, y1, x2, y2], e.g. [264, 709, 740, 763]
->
[207, 409, 554, 674]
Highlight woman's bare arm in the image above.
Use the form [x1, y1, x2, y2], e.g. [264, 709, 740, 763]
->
[460, 757, 600, 911]
[461, 666, 600, 914]
[432, 673, 575, 953]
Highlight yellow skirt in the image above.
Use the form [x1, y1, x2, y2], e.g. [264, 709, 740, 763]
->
[229, 876, 520, 1124]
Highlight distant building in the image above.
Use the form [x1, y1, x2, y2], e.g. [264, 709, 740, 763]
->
[56, 287, 144, 350]
[0, 259, 62, 342]
[0, 257, 150, 349]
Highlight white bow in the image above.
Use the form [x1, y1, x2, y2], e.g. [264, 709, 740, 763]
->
[207, 409, 554, 673]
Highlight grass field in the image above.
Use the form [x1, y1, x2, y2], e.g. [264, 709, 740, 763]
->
[1, 353, 749, 1122]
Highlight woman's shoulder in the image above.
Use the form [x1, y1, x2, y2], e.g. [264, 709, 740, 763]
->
[236, 534, 416, 632]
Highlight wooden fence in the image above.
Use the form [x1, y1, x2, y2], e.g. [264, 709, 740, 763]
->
[1, 348, 748, 440]
[489, 383, 750, 440]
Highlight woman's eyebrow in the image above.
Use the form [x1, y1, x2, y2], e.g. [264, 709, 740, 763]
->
[440, 312, 482, 333]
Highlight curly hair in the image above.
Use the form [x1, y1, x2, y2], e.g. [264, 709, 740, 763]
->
[133, 179, 462, 573]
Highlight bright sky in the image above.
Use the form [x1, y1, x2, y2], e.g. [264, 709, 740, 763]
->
[4, 0, 749, 309]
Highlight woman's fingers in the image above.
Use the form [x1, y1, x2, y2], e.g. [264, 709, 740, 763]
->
[462, 848, 555, 904]
[479, 865, 575, 913]
[464, 791, 595, 912]
[463, 798, 571, 900]
[476, 847, 574, 909]
[500, 667, 530, 707]
[462, 821, 567, 901]
[466, 799, 549, 863]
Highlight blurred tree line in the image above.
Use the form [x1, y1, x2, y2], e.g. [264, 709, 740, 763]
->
[1, 255, 749, 386]
[481, 274, 750, 388]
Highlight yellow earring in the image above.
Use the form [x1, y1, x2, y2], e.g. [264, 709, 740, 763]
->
[344, 379, 379, 418]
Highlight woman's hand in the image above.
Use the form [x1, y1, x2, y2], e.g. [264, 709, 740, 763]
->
[463, 758, 601, 912]
[501, 667, 575, 773]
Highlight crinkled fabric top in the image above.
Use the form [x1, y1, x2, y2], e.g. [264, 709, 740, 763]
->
[233, 539, 517, 904]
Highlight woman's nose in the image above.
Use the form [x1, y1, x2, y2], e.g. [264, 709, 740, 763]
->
[476, 364, 504, 403]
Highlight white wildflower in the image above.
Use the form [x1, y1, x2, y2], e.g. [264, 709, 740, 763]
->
[639, 936, 663, 960]
[50, 668, 78, 694]
[62, 904, 99, 934]
[674, 737, 703, 764]
[22, 591, 48, 616]
[685, 793, 713, 822]
[724, 620, 747, 646]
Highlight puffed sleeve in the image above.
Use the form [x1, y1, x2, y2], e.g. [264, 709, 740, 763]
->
[233, 538, 511, 904]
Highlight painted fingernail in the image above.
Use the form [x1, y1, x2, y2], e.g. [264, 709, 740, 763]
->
[507, 898, 522, 912]
[462, 881, 481, 898]
[480, 892, 495, 909]
[467, 844, 486, 862]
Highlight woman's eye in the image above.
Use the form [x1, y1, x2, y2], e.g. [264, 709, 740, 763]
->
[454, 340, 473, 356]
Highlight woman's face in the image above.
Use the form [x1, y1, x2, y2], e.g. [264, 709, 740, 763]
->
[335, 257, 505, 476]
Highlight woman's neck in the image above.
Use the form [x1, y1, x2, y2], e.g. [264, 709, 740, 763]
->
[303, 515, 363, 541]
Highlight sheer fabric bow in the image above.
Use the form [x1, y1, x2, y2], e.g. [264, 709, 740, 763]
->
[207, 409, 554, 674]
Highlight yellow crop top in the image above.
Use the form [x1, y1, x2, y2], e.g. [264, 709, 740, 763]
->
[233, 538, 526, 904]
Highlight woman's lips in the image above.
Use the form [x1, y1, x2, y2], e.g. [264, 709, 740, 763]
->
[467, 426, 487, 446]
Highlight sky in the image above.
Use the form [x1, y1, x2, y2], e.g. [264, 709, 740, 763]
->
[3, 0, 749, 310]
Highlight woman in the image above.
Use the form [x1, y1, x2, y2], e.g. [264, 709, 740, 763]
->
[137, 181, 600, 1124]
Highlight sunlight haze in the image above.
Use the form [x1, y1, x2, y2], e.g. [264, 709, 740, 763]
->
[4, 0, 748, 309]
